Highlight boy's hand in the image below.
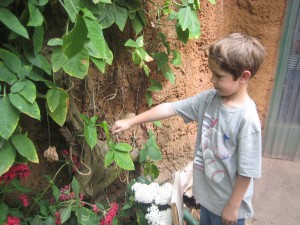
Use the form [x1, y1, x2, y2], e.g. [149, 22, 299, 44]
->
[111, 119, 131, 135]
[221, 203, 239, 225]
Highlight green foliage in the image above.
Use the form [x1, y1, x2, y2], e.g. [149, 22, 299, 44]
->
[0, 0, 214, 222]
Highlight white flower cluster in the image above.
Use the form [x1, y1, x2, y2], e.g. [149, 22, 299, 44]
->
[145, 204, 172, 225]
[131, 182, 173, 205]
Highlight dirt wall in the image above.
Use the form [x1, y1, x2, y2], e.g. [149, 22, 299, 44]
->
[103, 0, 287, 182]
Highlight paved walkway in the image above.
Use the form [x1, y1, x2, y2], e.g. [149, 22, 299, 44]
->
[248, 157, 300, 225]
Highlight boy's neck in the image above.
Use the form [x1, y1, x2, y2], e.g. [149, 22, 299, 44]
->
[221, 86, 250, 108]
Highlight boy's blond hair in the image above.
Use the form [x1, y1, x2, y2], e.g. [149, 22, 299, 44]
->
[209, 33, 265, 80]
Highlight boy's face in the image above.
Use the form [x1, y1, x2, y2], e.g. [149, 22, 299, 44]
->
[208, 57, 243, 97]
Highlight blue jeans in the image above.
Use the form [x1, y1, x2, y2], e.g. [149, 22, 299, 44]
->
[200, 206, 245, 225]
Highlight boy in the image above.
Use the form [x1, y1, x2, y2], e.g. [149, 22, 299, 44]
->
[111, 33, 265, 225]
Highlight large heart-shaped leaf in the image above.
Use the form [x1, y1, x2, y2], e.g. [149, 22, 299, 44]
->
[114, 2, 128, 31]
[63, 0, 80, 22]
[62, 49, 89, 79]
[63, 15, 88, 58]
[188, 10, 201, 39]
[46, 89, 61, 112]
[0, 141, 16, 176]
[178, 6, 192, 31]
[9, 93, 40, 120]
[11, 80, 36, 103]
[0, 96, 20, 140]
[11, 134, 39, 163]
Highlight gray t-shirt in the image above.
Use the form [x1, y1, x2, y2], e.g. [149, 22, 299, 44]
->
[171, 89, 262, 219]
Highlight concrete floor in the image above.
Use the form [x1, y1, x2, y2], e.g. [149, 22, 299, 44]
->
[247, 157, 300, 225]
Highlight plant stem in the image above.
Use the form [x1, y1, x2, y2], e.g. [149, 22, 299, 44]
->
[25, 162, 69, 217]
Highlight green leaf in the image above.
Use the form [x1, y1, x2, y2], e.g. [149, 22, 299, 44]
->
[104, 150, 114, 167]
[47, 89, 69, 126]
[139, 148, 147, 162]
[171, 50, 182, 66]
[63, 16, 88, 58]
[162, 64, 175, 83]
[18, 64, 32, 80]
[146, 91, 153, 107]
[44, 216, 55, 225]
[52, 185, 60, 201]
[51, 47, 68, 72]
[131, 13, 143, 35]
[63, 0, 80, 22]
[9, 93, 41, 120]
[0, 96, 20, 140]
[158, 32, 170, 55]
[60, 206, 72, 224]
[0, 7, 29, 39]
[147, 80, 162, 92]
[0, 61, 18, 85]
[144, 131, 162, 160]
[46, 89, 61, 112]
[91, 57, 106, 73]
[0, 141, 16, 176]
[153, 121, 162, 127]
[25, 52, 52, 75]
[136, 209, 147, 225]
[83, 17, 107, 59]
[39, 200, 49, 217]
[27, 2, 44, 27]
[47, 38, 63, 46]
[33, 25, 44, 55]
[114, 143, 132, 152]
[62, 49, 89, 78]
[0, 48, 22, 73]
[99, 121, 110, 142]
[114, 151, 134, 170]
[132, 49, 142, 66]
[152, 52, 169, 68]
[175, 21, 189, 44]
[27, 67, 46, 81]
[178, 6, 192, 31]
[114, 3, 128, 31]
[11, 178, 31, 192]
[84, 124, 97, 150]
[38, 0, 49, 6]
[11, 134, 39, 163]
[0, 0, 14, 7]
[11, 80, 36, 103]
[148, 163, 159, 180]
[98, 3, 115, 29]
[76, 207, 100, 225]
[71, 176, 80, 196]
[125, 39, 139, 48]
[188, 10, 201, 39]
[136, 35, 144, 47]
[116, 0, 142, 13]
[143, 64, 150, 76]
[208, 0, 216, 4]
[0, 200, 9, 221]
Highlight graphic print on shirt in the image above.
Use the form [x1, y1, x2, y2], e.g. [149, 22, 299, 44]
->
[193, 112, 231, 183]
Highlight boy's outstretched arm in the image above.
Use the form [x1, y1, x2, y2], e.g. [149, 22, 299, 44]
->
[111, 103, 176, 135]
[221, 175, 251, 225]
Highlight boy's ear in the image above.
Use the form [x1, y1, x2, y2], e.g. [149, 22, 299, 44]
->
[240, 70, 251, 83]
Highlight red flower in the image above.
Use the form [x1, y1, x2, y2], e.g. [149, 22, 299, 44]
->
[55, 212, 61, 225]
[99, 203, 119, 225]
[5, 216, 20, 225]
[0, 164, 30, 183]
[19, 195, 29, 207]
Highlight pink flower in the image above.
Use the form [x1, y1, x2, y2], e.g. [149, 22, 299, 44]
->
[59, 185, 75, 201]
[19, 195, 29, 207]
[92, 204, 100, 213]
[5, 216, 20, 225]
[61, 149, 69, 157]
[100, 203, 119, 225]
